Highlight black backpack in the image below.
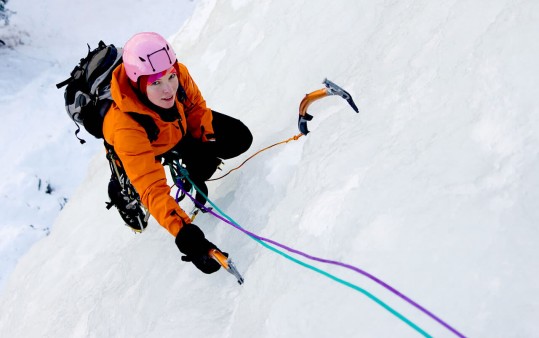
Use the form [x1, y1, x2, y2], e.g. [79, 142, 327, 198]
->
[56, 41, 125, 143]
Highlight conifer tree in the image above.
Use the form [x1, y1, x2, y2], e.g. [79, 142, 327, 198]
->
[1, 0, 12, 26]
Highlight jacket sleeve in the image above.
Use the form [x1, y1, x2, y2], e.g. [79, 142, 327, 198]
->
[178, 63, 215, 141]
[112, 125, 191, 237]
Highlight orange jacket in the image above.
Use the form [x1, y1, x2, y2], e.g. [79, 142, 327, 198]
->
[103, 62, 214, 237]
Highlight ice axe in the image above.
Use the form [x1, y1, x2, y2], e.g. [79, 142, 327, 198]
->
[298, 79, 359, 135]
[209, 248, 245, 285]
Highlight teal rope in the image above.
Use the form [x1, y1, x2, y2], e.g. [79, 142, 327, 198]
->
[179, 168, 431, 337]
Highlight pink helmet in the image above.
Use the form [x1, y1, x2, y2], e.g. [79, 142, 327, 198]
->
[123, 32, 177, 83]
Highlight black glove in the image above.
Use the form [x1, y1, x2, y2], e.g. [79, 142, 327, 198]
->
[175, 223, 225, 274]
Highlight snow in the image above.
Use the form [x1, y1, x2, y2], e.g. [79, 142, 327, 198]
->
[1, 0, 538, 337]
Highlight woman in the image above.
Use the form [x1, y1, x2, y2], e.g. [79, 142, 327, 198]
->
[103, 32, 252, 274]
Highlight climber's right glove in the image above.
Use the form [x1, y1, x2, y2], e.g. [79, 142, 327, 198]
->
[175, 223, 225, 274]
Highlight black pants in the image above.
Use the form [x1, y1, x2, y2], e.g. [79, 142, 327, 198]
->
[166, 111, 253, 204]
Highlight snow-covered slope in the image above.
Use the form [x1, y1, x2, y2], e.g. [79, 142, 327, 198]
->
[1, 0, 538, 337]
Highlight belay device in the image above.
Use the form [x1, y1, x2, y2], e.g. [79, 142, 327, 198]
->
[298, 79, 359, 135]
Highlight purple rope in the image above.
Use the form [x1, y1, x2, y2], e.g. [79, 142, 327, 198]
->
[176, 184, 465, 338]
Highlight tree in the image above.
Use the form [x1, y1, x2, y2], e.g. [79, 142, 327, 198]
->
[0, 0, 14, 26]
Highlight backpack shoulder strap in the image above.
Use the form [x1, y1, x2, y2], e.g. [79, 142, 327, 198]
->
[127, 112, 160, 143]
